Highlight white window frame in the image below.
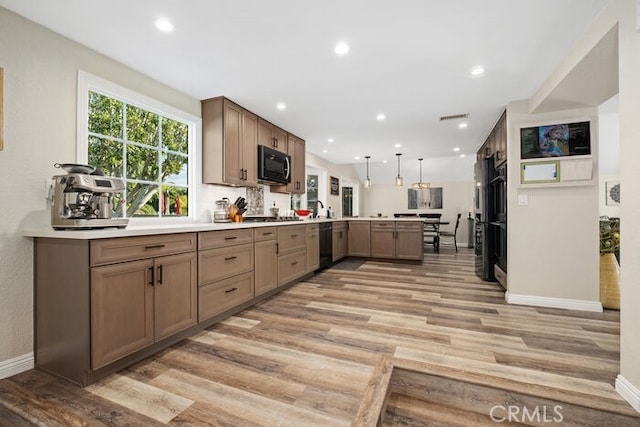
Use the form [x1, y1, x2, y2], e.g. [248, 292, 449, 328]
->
[77, 70, 199, 223]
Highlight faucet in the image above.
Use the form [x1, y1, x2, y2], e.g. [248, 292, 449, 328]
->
[315, 201, 324, 218]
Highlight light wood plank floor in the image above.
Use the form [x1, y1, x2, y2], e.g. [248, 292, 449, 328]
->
[1, 248, 638, 426]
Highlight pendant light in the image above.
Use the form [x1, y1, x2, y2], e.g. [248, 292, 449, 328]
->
[395, 153, 403, 186]
[364, 156, 372, 188]
[411, 158, 431, 189]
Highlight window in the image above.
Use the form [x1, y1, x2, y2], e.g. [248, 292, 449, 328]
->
[77, 71, 197, 219]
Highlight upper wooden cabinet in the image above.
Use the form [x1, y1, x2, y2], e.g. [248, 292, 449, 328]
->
[271, 134, 306, 194]
[477, 110, 507, 168]
[201, 97, 258, 186]
[258, 118, 288, 154]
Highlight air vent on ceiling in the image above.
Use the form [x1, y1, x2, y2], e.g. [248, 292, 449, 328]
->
[439, 113, 469, 121]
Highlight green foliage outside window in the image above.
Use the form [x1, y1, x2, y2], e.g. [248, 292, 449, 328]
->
[87, 91, 189, 217]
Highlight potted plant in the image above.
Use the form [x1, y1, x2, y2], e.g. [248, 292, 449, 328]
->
[599, 217, 620, 309]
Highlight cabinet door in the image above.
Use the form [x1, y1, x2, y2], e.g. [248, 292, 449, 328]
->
[278, 250, 307, 286]
[272, 125, 288, 153]
[241, 109, 258, 185]
[348, 221, 371, 257]
[223, 100, 243, 185]
[370, 222, 396, 258]
[494, 111, 507, 167]
[255, 239, 278, 296]
[332, 226, 348, 261]
[153, 252, 197, 340]
[395, 223, 424, 260]
[257, 118, 287, 152]
[307, 226, 320, 272]
[277, 225, 307, 255]
[91, 259, 154, 369]
[199, 272, 255, 322]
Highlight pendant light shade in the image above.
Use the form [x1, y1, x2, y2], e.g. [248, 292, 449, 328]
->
[364, 156, 372, 188]
[395, 153, 403, 186]
[411, 158, 431, 189]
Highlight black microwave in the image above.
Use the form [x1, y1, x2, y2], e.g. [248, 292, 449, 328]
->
[258, 145, 291, 184]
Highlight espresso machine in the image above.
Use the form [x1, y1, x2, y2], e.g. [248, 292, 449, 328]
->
[51, 164, 129, 230]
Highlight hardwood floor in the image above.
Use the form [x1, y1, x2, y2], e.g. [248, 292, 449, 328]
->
[1, 248, 638, 426]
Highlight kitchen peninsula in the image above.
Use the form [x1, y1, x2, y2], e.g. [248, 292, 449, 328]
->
[24, 217, 423, 386]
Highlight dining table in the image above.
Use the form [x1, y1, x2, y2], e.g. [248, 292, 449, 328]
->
[423, 219, 450, 253]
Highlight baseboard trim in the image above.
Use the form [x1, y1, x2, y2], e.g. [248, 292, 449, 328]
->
[505, 292, 603, 312]
[616, 375, 640, 413]
[0, 353, 34, 380]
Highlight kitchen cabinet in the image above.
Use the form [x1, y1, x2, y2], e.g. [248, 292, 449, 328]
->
[306, 223, 320, 272]
[348, 221, 370, 257]
[270, 133, 306, 195]
[258, 118, 287, 154]
[198, 229, 255, 322]
[371, 221, 424, 260]
[332, 222, 348, 262]
[493, 110, 507, 167]
[202, 97, 257, 186]
[254, 227, 278, 296]
[91, 250, 197, 369]
[277, 224, 307, 285]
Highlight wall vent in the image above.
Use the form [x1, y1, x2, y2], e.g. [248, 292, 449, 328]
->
[439, 113, 469, 121]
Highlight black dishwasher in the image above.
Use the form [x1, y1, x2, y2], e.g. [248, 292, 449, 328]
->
[319, 222, 333, 270]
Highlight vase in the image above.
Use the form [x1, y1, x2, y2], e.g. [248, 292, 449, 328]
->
[599, 253, 620, 310]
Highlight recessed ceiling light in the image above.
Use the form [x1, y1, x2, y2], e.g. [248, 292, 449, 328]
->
[276, 102, 286, 110]
[383, 160, 388, 164]
[471, 66, 485, 76]
[322, 149, 328, 153]
[376, 113, 386, 121]
[394, 143, 401, 148]
[460, 154, 466, 158]
[453, 147, 460, 152]
[328, 138, 334, 143]
[155, 18, 174, 32]
[354, 156, 360, 160]
[334, 42, 350, 55]
[458, 122, 468, 129]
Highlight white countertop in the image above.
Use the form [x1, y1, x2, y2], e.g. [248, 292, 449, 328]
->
[22, 217, 423, 239]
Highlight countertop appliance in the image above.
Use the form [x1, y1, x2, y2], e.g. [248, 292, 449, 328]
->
[258, 145, 291, 184]
[214, 198, 231, 223]
[51, 169, 128, 230]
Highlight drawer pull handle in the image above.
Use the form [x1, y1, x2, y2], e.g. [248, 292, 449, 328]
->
[291, 234, 298, 238]
[263, 232, 273, 235]
[148, 266, 154, 286]
[225, 287, 238, 294]
[224, 236, 238, 240]
[145, 244, 166, 250]
[291, 261, 298, 266]
[224, 256, 238, 261]
[157, 265, 163, 284]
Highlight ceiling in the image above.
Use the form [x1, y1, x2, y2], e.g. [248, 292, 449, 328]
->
[0, 0, 607, 176]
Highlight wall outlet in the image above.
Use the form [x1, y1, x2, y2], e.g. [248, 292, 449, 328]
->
[44, 178, 54, 200]
[518, 194, 529, 206]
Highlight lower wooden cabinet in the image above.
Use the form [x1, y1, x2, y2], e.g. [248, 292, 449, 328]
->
[371, 221, 424, 260]
[90, 251, 197, 370]
[278, 251, 307, 285]
[255, 238, 278, 296]
[306, 224, 320, 272]
[198, 271, 254, 321]
[333, 222, 348, 261]
[348, 221, 371, 256]
[370, 221, 396, 258]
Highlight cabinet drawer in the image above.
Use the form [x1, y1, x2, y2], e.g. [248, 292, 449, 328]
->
[198, 229, 254, 250]
[306, 223, 319, 233]
[199, 243, 254, 284]
[254, 226, 277, 242]
[198, 272, 254, 322]
[278, 250, 306, 286]
[90, 233, 196, 266]
[277, 225, 307, 254]
[396, 221, 423, 231]
[333, 222, 347, 231]
[371, 221, 395, 230]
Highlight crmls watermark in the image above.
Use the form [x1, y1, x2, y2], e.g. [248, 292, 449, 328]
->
[489, 405, 564, 423]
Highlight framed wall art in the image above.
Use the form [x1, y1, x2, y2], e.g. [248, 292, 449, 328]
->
[330, 176, 339, 195]
[605, 181, 620, 206]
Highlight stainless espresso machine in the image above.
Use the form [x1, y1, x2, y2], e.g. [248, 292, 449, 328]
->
[51, 164, 129, 230]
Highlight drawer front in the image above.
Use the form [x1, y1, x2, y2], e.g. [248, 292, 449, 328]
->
[198, 243, 254, 284]
[333, 221, 347, 231]
[254, 226, 277, 242]
[278, 250, 307, 286]
[306, 223, 319, 233]
[198, 229, 254, 250]
[395, 221, 423, 231]
[277, 225, 307, 254]
[90, 233, 196, 266]
[371, 221, 395, 230]
[198, 272, 254, 322]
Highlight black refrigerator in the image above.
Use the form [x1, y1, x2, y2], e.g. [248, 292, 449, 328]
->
[474, 158, 496, 281]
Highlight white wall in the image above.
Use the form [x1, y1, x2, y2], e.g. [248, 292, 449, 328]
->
[598, 95, 621, 218]
[305, 152, 362, 218]
[506, 101, 600, 302]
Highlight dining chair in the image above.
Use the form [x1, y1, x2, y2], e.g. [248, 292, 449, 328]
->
[420, 213, 442, 253]
[439, 213, 462, 252]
